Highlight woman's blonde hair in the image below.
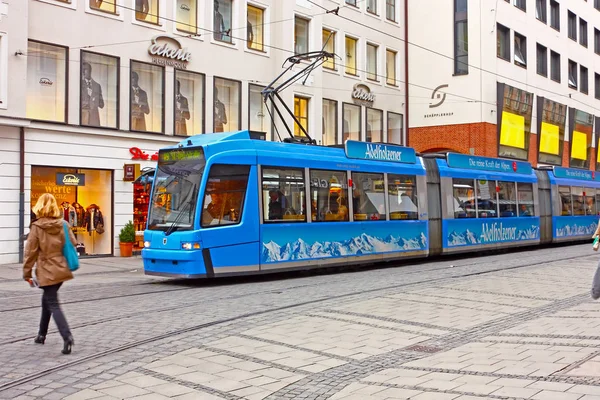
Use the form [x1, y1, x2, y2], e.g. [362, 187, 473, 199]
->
[32, 193, 62, 219]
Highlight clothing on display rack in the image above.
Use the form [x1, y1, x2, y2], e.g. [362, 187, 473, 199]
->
[84, 204, 105, 234]
[73, 202, 86, 228]
[61, 202, 77, 227]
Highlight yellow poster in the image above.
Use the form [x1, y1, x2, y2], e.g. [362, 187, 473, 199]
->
[539, 122, 559, 155]
[571, 131, 587, 160]
[500, 111, 525, 149]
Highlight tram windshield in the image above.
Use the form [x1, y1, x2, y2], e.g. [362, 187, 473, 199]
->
[147, 148, 205, 232]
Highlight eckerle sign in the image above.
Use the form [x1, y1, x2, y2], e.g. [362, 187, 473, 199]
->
[56, 173, 86, 186]
[351, 84, 375, 107]
[148, 36, 191, 69]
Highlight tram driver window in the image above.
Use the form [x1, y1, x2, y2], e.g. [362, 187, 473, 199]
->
[262, 167, 306, 223]
[517, 183, 535, 216]
[388, 174, 418, 220]
[559, 186, 572, 216]
[201, 164, 250, 227]
[572, 187, 585, 215]
[497, 181, 517, 217]
[476, 179, 498, 218]
[352, 172, 386, 221]
[452, 178, 475, 218]
[585, 188, 596, 215]
[310, 170, 349, 222]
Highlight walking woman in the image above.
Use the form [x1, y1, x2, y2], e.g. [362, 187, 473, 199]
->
[23, 193, 75, 354]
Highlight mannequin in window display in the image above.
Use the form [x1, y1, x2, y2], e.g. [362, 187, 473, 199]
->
[131, 71, 150, 131]
[174, 80, 191, 135]
[84, 204, 104, 234]
[61, 202, 77, 227]
[81, 62, 105, 127]
[213, 0, 225, 41]
[247, 13, 254, 48]
[136, 0, 149, 20]
[214, 87, 227, 132]
[90, 0, 103, 9]
[73, 202, 85, 227]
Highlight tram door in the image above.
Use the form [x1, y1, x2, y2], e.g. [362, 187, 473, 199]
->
[199, 164, 260, 274]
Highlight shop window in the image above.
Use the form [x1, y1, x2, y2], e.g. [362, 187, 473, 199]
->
[366, 108, 383, 142]
[367, 43, 378, 81]
[550, 51, 560, 82]
[294, 96, 309, 137]
[454, 0, 468, 75]
[322, 98, 337, 145]
[570, 109, 593, 169]
[581, 65, 589, 94]
[31, 166, 113, 256]
[386, 0, 396, 21]
[388, 174, 418, 220]
[536, 0, 546, 23]
[586, 188, 596, 215]
[249, 84, 270, 138]
[262, 167, 306, 222]
[214, 0, 233, 43]
[247, 4, 264, 51]
[550, 0, 559, 30]
[135, 0, 159, 24]
[387, 112, 403, 144]
[386, 49, 397, 85]
[130, 61, 164, 133]
[453, 178, 475, 218]
[538, 98, 566, 166]
[133, 169, 154, 250]
[477, 179, 498, 218]
[514, 32, 527, 68]
[572, 187, 585, 215]
[80, 51, 119, 129]
[559, 185, 572, 215]
[174, 69, 205, 136]
[568, 11, 577, 41]
[497, 24, 510, 61]
[343, 103, 361, 142]
[352, 172, 385, 221]
[580, 18, 588, 47]
[176, 0, 198, 33]
[26, 40, 68, 123]
[90, 0, 117, 14]
[517, 183, 534, 216]
[367, 0, 377, 14]
[536, 43, 547, 77]
[310, 169, 349, 222]
[498, 84, 533, 160]
[201, 164, 250, 227]
[345, 36, 358, 76]
[497, 181, 517, 217]
[322, 29, 336, 70]
[294, 16, 309, 54]
[213, 77, 240, 132]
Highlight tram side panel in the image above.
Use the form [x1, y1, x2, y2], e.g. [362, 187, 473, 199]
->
[423, 158, 443, 257]
[534, 170, 553, 244]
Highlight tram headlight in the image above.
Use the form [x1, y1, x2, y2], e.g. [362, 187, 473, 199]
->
[181, 242, 200, 250]
[144, 241, 151, 248]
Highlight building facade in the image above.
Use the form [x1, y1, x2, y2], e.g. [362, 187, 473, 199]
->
[0, 0, 406, 264]
[408, 0, 600, 170]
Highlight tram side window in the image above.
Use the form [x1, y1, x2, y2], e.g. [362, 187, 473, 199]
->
[262, 167, 306, 223]
[596, 190, 600, 216]
[310, 169, 349, 222]
[477, 179, 498, 218]
[517, 183, 534, 216]
[559, 186, 572, 216]
[388, 174, 418, 220]
[585, 188, 596, 215]
[572, 187, 585, 215]
[201, 164, 250, 227]
[352, 172, 386, 221]
[452, 178, 475, 218]
[497, 181, 517, 217]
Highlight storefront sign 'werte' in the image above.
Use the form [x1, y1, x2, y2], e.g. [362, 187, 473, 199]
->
[148, 36, 191, 69]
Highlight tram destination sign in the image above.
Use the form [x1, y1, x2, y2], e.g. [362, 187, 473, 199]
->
[158, 148, 204, 163]
[553, 167, 600, 181]
[344, 141, 417, 164]
[446, 153, 532, 175]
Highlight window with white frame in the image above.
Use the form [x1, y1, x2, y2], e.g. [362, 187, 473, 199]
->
[367, 0, 377, 15]
[294, 16, 309, 54]
[345, 36, 358, 75]
[514, 32, 527, 67]
[322, 29, 336, 70]
[367, 43, 378, 81]
[247, 4, 265, 51]
[386, 0, 396, 21]
[214, 0, 233, 43]
[176, 0, 197, 33]
[135, 0, 160, 24]
[568, 59, 578, 88]
[90, 0, 117, 14]
[386, 49, 397, 85]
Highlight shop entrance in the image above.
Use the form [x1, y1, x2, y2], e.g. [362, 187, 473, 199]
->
[31, 166, 113, 257]
[132, 168, 154, 252]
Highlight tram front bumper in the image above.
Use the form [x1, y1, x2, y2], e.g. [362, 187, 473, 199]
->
[142, 248, 208, 278]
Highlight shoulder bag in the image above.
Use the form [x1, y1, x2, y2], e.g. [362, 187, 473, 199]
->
[62, 222, 79, 272]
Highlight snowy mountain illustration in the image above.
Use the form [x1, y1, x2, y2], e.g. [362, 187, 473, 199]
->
[555, 222, 597, 237]
[261, 232, 427, 263]
[447, 224, 539, 247]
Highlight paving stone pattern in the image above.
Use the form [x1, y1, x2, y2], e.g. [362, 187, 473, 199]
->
[1, 246, 600, 399]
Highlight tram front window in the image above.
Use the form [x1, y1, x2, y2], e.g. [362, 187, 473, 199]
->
[148, 148, 205, 232]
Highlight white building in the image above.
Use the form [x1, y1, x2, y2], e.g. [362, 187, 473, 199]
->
[0, 0, 406, 264]
[408, 0, 600, 169]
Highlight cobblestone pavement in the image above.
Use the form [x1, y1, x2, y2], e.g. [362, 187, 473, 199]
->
[1, 245, 600, 399]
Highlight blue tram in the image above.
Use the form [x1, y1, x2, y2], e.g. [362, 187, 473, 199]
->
[141, 131, 597, 278]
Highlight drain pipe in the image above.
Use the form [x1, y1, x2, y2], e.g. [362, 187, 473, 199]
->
[404, 0, 409, 146]
[18, 127, 25, 263]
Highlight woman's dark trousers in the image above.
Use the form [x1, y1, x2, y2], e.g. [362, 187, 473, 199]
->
[39, 283, 71, 339]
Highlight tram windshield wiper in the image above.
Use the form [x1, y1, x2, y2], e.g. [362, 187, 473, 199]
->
[165, 202, 191, 236]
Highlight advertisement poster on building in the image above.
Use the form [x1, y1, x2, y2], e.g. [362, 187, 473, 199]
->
[174, 70, 204, 136]
[131, 61, 164, 133]
[80, 52, 119, 129]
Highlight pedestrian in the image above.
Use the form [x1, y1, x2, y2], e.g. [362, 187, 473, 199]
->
[23, 193, 75, 354]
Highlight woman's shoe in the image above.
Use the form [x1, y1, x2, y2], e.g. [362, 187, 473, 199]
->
[61, 336, 74, 355]
[34, 335, 45, 344]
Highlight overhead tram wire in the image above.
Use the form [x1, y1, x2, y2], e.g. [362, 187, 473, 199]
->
[305, 0, 600, 115]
